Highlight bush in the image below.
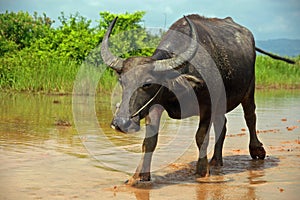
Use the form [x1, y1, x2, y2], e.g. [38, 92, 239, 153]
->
[0, 10, 162, 93]
[0, 11, 53, 56]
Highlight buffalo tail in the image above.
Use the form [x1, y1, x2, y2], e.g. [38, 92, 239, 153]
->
[255, 47, 295, 64]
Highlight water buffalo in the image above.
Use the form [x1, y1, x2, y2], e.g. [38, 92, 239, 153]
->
[101, 14, 295, 185]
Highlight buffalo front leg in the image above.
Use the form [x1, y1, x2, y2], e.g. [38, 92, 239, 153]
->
[132, 125, 158, 182]
[195, 118, 211, 177]
[127, 105, 164, 186]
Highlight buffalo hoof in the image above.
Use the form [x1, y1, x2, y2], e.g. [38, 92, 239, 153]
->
[195, 171, 210, 179]
[249, 146, 266, 160]
[125, 178, 153, 188]
[196, 159, 210, 177]
[210, 156, 223, 167]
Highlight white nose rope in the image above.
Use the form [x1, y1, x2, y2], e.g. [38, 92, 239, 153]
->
[130, 86, 163, 118]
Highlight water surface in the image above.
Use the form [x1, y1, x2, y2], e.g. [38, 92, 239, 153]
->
[0, 90, 299, 199]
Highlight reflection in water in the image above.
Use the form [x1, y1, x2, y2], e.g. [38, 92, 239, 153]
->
[0, 93, 85, 158]
[0, 90, 300, 199]
[133, 189, 150, 200]
[248, 169, 267, 185]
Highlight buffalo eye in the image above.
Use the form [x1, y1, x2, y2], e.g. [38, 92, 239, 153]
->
[142, 83, 152, 88]
[142, 78, 153, 88]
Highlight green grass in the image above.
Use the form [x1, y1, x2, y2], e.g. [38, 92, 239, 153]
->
[255, 55, 300, 89]
[0, 51, 117, 94]
[0, 52, 299, 94]
[0, 52, 78, 93]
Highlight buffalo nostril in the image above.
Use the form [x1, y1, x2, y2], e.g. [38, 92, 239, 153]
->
[111, 117, 129, 130]
[111, 117, 140, 133]
[111, 123, 117, 130]
[110, 118, 118, 130]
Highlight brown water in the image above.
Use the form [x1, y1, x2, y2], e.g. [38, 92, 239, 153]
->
[0, 90, 299, 199]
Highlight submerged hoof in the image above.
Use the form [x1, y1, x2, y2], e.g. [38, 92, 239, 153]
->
[196, 158, 210, 178]
[125, 178, 153, 188]
[209, 157, 223, 167]
[195, 167, 210, 178]
[195, 171, 210, 178]
[249, 146, 266, 160]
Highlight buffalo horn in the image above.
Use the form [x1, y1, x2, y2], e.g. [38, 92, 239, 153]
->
[153, 16, 198, 71]
[101, 17, 124, 72]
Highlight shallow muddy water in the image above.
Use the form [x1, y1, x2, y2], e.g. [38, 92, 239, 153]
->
[0, 90, 299, 199]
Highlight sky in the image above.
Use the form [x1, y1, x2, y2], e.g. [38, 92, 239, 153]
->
[1, 0, 299, 40]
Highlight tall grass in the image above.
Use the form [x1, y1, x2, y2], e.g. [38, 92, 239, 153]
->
[0, 52, 78, 93]
[0, 51, 117, 94]
[255, 55, 300, 89]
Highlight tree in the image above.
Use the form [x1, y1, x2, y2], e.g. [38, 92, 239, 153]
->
[97, 11, 160, 58]
[0, 11, 53, 56]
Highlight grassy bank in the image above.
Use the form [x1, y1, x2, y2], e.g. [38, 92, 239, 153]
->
[255, 55, 300, 89]
[0, 52, 117, 94]
[0, 54, 299, 94]
[0, 53, 77, 93]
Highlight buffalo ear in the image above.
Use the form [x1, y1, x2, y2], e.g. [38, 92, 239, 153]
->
[181, 74, 204, 88]
[168, 74, 204, 90]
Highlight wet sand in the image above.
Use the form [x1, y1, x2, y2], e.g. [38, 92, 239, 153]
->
[0, 91, 299, 199]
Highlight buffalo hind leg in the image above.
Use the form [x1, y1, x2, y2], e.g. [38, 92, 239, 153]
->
[195, 118, 211, 177]
[210, 116, 227, 166]
[242, 87, 266, 160]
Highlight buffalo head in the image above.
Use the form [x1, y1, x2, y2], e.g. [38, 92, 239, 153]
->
[101, 16, 199, 133]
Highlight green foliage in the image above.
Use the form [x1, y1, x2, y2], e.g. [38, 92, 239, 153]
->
[109, 27, 161, 58]
[26, 12, 100, 62]
[0, 11, 53, 56]
[53, 12, 100, 61]
[99, 11, 145, 58]
[98, 11, 146, 32]
[0, 10, 162, 93]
